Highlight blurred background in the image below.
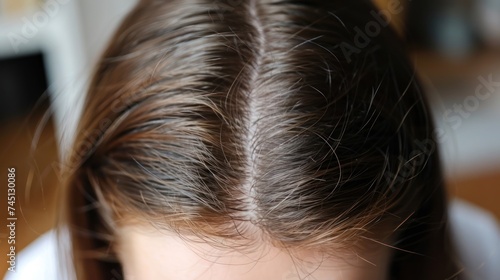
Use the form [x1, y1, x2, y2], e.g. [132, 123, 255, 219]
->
[0, 0, 499, 277]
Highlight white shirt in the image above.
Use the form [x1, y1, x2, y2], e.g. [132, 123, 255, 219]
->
[4, 199, 500, 280]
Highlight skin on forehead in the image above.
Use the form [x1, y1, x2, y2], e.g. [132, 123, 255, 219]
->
[116, 224, 393, 280]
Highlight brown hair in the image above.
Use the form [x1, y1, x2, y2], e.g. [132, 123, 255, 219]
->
[60, 0, 460, 279]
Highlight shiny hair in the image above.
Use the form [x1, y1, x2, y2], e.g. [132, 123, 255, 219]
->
[61, 0, 460, 279]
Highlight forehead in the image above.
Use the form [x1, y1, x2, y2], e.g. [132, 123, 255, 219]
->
[116, 225, 390, 280]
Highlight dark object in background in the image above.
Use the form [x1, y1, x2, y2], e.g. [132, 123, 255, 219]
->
[406, 0, 480, 57]
[0, 52, 49, 121]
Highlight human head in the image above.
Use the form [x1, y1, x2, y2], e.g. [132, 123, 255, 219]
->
[61, 0, 459, 279]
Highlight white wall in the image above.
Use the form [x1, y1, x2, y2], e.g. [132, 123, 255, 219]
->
[76, 0, 137, 67]
[0, 0, 88, 159]
[51, 0, 137, 159]
[0, 0, 138, 159]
